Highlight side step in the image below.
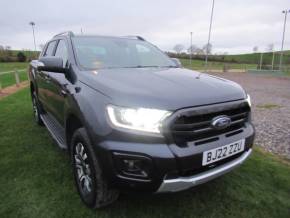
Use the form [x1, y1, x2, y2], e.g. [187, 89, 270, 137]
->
[41, 113, 67, 149]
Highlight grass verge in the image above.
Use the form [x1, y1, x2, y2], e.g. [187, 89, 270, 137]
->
[257, 104, 282, 109]
[0, 88, 290, 218]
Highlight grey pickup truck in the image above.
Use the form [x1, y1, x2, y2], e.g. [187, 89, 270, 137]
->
[29, 31, 255, 208]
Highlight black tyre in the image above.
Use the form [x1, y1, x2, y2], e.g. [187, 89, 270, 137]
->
[70, 128, 119, 208]
[32, 91, 43, 126]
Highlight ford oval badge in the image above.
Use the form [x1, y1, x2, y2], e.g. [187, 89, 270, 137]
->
[211, 116, 231, 130]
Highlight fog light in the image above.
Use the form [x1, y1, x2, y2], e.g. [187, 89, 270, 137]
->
[122, 159, 148, 177]
[113, 152, 152, 179]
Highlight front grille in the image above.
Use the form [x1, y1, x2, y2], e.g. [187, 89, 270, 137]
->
[169, 100, 250, 146]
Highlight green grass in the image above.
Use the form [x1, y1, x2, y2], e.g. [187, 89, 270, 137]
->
[179, 59, 257, 71]
[172, 49, 290, 73]
[0, 88, 290, 217]
[257, 104, 282, 109]
[0, 62, 29, 88]
[223, 51, 290, 65]
[180, 58, 290, 77]
[0, 62, 28, 73]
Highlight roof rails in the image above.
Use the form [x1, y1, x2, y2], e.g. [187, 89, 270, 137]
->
[123, 35, 146, 41]
[53, 31, 74, 38]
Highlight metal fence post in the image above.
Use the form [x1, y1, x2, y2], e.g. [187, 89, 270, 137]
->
[27, 67, 30, 81]
[14, 69, 20, 87]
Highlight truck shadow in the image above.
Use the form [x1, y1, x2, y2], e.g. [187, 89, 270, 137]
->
[94, 178, 233, 218]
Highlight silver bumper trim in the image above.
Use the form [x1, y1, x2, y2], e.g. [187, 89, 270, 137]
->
[157, 149, 252, 193]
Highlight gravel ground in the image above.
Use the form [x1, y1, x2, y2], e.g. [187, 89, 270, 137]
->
[210, 72, 290, 159]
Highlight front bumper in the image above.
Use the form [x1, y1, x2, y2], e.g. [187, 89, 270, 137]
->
[94, 122, 255, 193]
[90, 99, 255, 193]
[157, 148, 252, 192]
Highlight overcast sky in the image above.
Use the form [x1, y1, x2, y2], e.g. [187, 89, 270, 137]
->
[0, 0, 289, 54]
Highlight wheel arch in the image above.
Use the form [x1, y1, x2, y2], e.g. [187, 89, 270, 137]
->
[30, 81, 35, 95]
[30, 80, 39, 98]
[65, 113, 84, 151]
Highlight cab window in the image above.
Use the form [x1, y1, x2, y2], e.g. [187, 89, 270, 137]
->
[44, 41, 57, 56]
[55, 40, 68, 67]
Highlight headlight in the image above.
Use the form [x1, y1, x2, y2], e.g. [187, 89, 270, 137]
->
[246, 94, 251, 107]
[107, 105, 172, 133]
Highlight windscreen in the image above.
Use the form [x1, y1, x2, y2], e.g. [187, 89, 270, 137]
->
[72, 36, 175, 69]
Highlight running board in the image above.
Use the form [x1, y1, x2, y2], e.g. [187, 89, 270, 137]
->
[41, 113, 67, 149]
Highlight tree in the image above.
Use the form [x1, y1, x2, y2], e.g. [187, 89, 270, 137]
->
[173, 44, 184, 54]
[0, 45, 12, 61]
[253, 46, 258, 53]
[4, 46, 12, 57]
[187, 45, 198, 54]
[17, 52, 27, 62]
[196, 48, 204, 55]
[39, 44, 45, 51]
[202, 43, 212, 55]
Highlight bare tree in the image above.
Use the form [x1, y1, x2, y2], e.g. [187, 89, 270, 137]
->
[202, 43, 212, 55]
[253, 46, 258, 53]
[4, 45, 12, 57]
[173, 44, 184, 54]
[196, 48, 205, 55]
[39, 44, 45, 51]
[187, 45, 198, 55]
[0, 45, 12, 61]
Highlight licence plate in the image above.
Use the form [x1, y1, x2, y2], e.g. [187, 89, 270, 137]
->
[202, 139, 245, 166]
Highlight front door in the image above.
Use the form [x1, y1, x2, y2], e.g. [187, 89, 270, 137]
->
[36, 40, 57, 111]
[46, 39, 70, 125]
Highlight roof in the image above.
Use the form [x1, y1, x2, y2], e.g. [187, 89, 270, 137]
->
[53, 31, 145, 41]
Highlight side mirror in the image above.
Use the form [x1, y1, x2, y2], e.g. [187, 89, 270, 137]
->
[37, 57, 66, 73]
[171, 58, 182, 68]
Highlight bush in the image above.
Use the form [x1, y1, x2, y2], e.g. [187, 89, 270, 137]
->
[17, 52, 27, 62]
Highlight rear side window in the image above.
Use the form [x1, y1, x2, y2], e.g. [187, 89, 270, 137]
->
[44, 41, 57, 56]
[54, 40, 68, 67]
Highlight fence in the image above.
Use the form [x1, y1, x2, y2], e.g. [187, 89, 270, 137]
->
[193, 62, 290, 76]
[0, 69, 27, 93]
[191, 62, 258, 73]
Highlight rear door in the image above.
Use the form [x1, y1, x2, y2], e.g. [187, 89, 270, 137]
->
[36, 40, 57, 111]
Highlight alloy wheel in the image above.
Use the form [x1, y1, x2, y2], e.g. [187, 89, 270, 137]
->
[32, 95, 39, 121]
[74, 142, 93, 195]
